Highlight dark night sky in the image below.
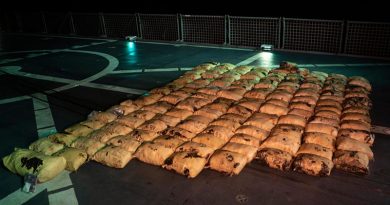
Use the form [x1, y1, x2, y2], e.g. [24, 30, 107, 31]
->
[3, 0, 390, 22]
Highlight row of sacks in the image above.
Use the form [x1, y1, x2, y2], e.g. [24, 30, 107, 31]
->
[207, 71, 313, 175]
[73, 63, 241, 168]
[3, 139, 89, 182]
[63, 63, 273, 171]
[2, 62, 375, 182]
[258, 70, 328, 171]
[134, 67, 329, 177]
[333, 76, 373, 175]
[292, 73, 346, 176]
[135, 65, 276, 177]
[71, 66, 373, 177]
[1, 62, 226, 182]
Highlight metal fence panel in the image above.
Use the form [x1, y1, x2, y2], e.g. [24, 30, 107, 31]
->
[230, 16, 280, 48]
[103, 13, 138, 38]
[344, 21, 390, 58]
[182, 15, 225, 45]
[139, 14, 179, 41]
[3, 11, 390, 59]
[72, 13, 103, 37]
[283, 18, 344, 53]
[44, 12, 72, 35]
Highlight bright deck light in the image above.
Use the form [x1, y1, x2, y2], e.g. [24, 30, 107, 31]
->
[260, 44, 273, 51]
[259, 51, 274, 66]
[125, 36, 137, 41]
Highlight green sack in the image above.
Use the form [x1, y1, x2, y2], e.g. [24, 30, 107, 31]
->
[29, 138, 64, 155]
[3, 148, 66, 183]
[55, 148, 88, 171]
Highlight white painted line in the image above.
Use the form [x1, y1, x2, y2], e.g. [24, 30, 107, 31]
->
[0, 171, 78, 205]
[48, 188, 79, 205]
[0, 58, 24, 64]
[71, 45, 90, 49]
[111, 67, 191, 74]
[0, 50, 51, 55]
[0, 96, 31, 105]
[236, 53, 261, 66]
[50, 49, 65, 53]
[31, 93, 50, 110]
[372, 125, 390, 135]
[90, 42, 109, 45]
[0, 183, 47, 205]
[37, 126, 57, 138]
[26, 53, 49, 58]
[34, 108, 55, 131]
[180, 44, 254, 51]
[315, 64, 346, 67]
[84, 82, 147, 95]
[180, 67, 193, 71]
[137, 41, 254, 51]
[32, 93, 57, 137]
[2, 66, 75, 84]
[144, 68, 179, 72]
[52, 50, 119, 92]
[297, 64, 316, 67]
[1, 65, 146, 95]
[46, 171, 78, 205]
[110, 69, 143, 74]
[0, 66, 147, 97]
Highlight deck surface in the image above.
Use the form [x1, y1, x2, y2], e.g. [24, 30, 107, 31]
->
[0, 33, 389, 205]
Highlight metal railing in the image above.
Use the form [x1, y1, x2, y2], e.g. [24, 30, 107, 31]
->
[139, 14, 179, 41]
[344, 21, 390, 58]
[43, 12, 72, 35]
[283, 18, 344, 53]
[229, 16, 280, 48]
[1, 12, 389, 59]
[103, 13, 138, 38]
[182, 15, 225, 44]
[72, 13, 103, 37]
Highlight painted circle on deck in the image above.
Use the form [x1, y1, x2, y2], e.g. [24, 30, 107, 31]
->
[0, 65, 22, 72]
[0, 49, 119, 93]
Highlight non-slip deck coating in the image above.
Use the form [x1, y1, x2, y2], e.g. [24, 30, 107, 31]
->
[0, 33, 389, 205]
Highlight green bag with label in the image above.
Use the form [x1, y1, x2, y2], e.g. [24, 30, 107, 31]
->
[3, 148, 66, 183]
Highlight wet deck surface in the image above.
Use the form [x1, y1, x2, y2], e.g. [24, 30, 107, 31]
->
[0, 33, 389, 204]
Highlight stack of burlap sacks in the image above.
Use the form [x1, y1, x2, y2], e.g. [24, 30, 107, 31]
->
[3, 61, 374, 182]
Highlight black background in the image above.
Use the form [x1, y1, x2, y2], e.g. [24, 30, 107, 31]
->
[2, 0, 390, 22]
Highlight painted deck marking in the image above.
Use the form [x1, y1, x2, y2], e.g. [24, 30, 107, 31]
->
[372, 125, 390, 135]
[110, 69, 143, 74]
[137, 41, 254, 51]
[0, 94, 78, 205]
[32, 93, 57, 137]
[0, 96, 31, 105]
[236, 53, 262, 66]
[0, 171, 78, 205]
[84, 82, 146, 95]
[51, 50, 119, 92]
[144, 68, 179, 72]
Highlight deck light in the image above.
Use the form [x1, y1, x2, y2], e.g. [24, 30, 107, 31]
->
[260, 44, 273, 51]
